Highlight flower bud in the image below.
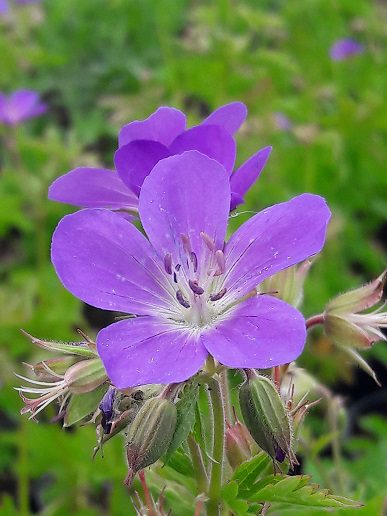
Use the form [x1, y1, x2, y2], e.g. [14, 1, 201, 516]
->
[225, 419, 252, 469]
[239, 373, 297, 467]
[64, 357, 108, 394]
[24, 356, 80, 382]
[324, 270, 387, 349]
[260, 259, 313, 307]
[124, 397, 177, 486]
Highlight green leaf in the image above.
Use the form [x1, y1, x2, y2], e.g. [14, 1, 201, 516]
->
[232, 452, 271, 489]
[221, 481, 250, 516]
[165, 382, 198, 461]
[64, 384, 108, 427]
[247, 475, 362, 510]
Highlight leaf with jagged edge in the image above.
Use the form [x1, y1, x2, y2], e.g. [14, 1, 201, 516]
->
[246, 475, 362, 510]
[232, 452, 272, 490]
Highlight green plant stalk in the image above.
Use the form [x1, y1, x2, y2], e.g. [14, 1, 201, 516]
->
[206, 377, 225, 516]
[18, 418, 29, 516]
[188, 434, 208, 494]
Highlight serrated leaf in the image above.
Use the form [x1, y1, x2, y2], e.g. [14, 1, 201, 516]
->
[64, 384, 108, 427]
[247, 475, 362, 509]
[221, 480, 250, 515]
[232, 452, 271, 489]
[165, 382, 198, 461]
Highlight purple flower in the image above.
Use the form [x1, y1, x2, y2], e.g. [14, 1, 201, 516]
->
[0, 90, 46, 125]
[48, 102, 271, 213]
[0, 0, 9, 15]
[330, 38, 364, 61]
[51, 151, 331, 388]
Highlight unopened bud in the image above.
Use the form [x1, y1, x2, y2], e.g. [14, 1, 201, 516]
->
[125, 397, 177, 486]
[24, 356, 80, 382]
[261, 259, 313, 307]
[65, 357, 107, 394]
[225, 419, 252, 469]
[324, 270, 387, 349]
[239, 373, 297, 467]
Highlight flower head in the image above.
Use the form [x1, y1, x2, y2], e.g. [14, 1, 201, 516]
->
[330, 38, 364, 61]
[0, 89, 46, 125]
[48, 102, 271, 213]
[324, 271, 387, 348]
[51, 151, 330, 388]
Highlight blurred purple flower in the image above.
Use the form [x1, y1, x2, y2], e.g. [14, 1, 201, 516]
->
[330, 38, 364, 61]
[51, 151, 331, 388]
[49, 102, 272, 214]
[0, 90, 46, 125]
[0, 0, 9, 14]
[274, 112, 292, 131]
[0, 0, 40, 14]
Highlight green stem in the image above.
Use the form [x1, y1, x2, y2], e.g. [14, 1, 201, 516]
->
[206, 377, 225, 516]
[188, 434, 208, 494]
[328, 397, 345, 493]
[18, 418, 29, 516]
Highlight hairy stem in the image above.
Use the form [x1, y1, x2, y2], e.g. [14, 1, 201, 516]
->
[188, 434, 208, 494]
[305, 313, 325, 330]
[206, 377, 225, 516]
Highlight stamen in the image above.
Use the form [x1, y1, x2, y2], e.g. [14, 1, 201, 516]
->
[190, 252, 198, 273]
[164, 253, 172, 275]
[214, 250, 226, 275]
[181, 234, 192, 255]
[173, 272, 178, 283]
[210, 287, 227, 302]
[175, 264, 181, 272]
[189, 279, 204, 296]
[176, 290, 190, 308]
[200, 231, 215, 251]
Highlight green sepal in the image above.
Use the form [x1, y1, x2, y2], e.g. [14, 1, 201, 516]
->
[64, 383, 108, 427]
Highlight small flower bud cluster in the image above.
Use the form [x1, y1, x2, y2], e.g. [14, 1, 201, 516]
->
[17, 331, 107, 422]
[324, 270, 386, 349]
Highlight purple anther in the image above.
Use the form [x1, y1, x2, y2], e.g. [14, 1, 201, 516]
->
[210, 287, 227, 302]
[189, 279, 204, 295]
[175, 264, 181, 272]
[176, 289, 190, 308]
[215, 249, 226, 275]
[173, 272, 178, 283]
[190, 252, 198, 272]
[200, 231, 215, 251]
[181, 233, 192, 254]
[164, 253, 172, 275]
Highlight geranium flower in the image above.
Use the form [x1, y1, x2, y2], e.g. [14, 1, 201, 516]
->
[330, 38, 364, 61]
[51, 151, 330, 388]
[0, 89, 46, 125]
[48, 102, 271, 213]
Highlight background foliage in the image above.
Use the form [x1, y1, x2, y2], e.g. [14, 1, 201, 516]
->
[0, 0, 386, 514]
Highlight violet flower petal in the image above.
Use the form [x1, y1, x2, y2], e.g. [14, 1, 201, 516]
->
[97, 317, 208, 388]
[51, 209, 171, 315]
[118, 106, 186, 148]
[139, 150, 230, 264]
[201, 101, 247, 135]
[224, 193, 331, 300]
[169, 125, 236, 174]
[114, 140, 170, 196]
[200, 295, 306, 368]
[48, 168, 138, 210]
[230, 146, 272, 210]
[6, 90, 46, 124]
[330, 38, 364, 61]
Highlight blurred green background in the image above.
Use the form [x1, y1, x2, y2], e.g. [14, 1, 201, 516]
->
[0, 0, 386, 514]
